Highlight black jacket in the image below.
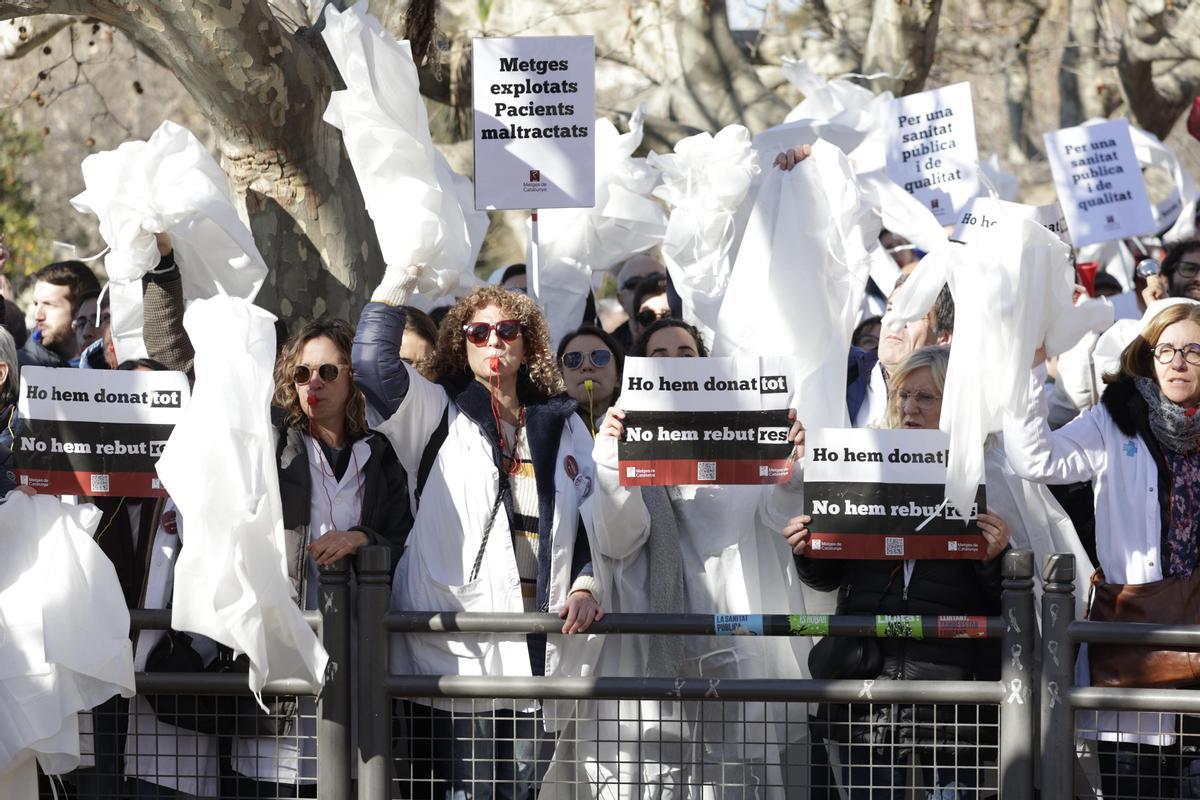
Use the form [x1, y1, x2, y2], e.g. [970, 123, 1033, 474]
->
[18, 335, 71, 368]
[0, 403, 16, 497]
[274, 417, 412, 574]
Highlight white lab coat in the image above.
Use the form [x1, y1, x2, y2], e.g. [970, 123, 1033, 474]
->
[1003, 371, 1174, 744]
[373, 366, 603, 715]
[0, 493, 136, 799]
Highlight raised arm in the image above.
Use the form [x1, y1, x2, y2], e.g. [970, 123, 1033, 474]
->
[1003, 369, 1106, 484]
[590, 408, 652, 561]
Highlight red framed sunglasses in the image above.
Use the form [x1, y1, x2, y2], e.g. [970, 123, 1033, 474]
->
[463, 319, 523, 346]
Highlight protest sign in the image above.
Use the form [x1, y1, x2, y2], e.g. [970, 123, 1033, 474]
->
[473, 36, 596, 210]
[1044, 119, 1156, 248]
[951, 197, 1071, 246]
[15, 366, 189, 497]
[885, 82, 981, 223]
[618, 356, 793, 486]
[802, 428, 987, 560]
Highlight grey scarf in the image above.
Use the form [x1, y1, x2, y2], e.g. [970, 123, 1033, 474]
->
[1135, 377, 1200, 455]
[641, 485, 687, 676]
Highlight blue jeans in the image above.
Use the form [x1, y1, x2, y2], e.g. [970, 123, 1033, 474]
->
[402, 703, 553, 800]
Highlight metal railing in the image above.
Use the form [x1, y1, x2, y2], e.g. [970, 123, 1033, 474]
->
[356, 546, 1037, 799]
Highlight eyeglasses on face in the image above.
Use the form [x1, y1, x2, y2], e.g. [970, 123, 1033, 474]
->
[1174, 260, 1200, 280]
[72, 312, 110, 331]
[293, 363, 344, 384]
[463, 319, 522, 346]
[561, 349, 613, 370]
[635, 308, 672, 327]
[895, 390, 942, 409]
[1151, 343, 1200, 366]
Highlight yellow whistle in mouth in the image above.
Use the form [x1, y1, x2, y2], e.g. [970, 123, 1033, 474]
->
[584, 379, 594, 395]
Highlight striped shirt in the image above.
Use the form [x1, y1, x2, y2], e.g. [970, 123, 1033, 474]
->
[503, 422, 541, 611]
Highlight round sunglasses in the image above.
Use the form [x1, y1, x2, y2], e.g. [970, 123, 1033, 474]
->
[293, 363, 344, 384]
[561, 348, 613, 370]
[463, 319, 523, 346]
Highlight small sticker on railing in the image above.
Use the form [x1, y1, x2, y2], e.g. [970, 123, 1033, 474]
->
[876, 615, 923, 639]
[936, 615, 989, 639]
[714, 614, 764, 635]
[787, 614, 830, 636]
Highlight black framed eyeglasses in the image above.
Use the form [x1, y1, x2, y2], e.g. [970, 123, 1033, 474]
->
[293, 363, 344, 384]
[561, 349, 613, 370]
[635, 308, 671, 327]
[1174, 261, 1200, 280]
[1151, 343, 1200, 366]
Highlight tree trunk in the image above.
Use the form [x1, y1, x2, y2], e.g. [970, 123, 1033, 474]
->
[1058, 0, 1106, 128]
[862, 0, 944, 96]
[0, 0, 384, 325]
[1119, 0, 1200, 140]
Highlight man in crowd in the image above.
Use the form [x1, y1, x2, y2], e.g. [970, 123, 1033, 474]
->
[611, 253, 666, 349]
[18, 260, 101, 368]
[1143, 238, 1200, 303]
[848, 274, 954, 427]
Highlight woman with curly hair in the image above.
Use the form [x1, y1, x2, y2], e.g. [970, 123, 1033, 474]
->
[230, 318, 412, 799]
[353, 269, 603, 800]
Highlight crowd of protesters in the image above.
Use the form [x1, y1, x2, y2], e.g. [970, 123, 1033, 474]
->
[3, 146, 1200, 800]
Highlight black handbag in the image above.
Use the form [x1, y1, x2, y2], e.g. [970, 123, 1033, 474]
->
[143, 631, 298, 737]
[808, 635, 883, 680]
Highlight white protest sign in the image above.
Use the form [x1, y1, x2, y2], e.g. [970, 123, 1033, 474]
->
[16, 366, 190, 496]
[885, 82, 981, 223]
[1044, 119, 1156, 248]
[473, 36, 596, 210]
[618, 356, 792, 485]
[802, 428, 987, 560]
[951, 197, 1071, 246]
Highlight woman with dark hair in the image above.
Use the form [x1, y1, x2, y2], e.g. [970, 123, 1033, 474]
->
[400, 305, 438, 371]
[556, 324, 623, 435]
[635, 317, 708, 358]
[1005, 301, 1200, 796]
[229, 318, 411, 799]
[353, 271, 602, 800]
[0, 326, 21, 498]
[630, 275, 671, 344]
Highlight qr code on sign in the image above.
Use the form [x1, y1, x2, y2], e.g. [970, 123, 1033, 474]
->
[885, 536, 905, 557]
[90, 474, 111, 493]
[697, 462, 717, 481]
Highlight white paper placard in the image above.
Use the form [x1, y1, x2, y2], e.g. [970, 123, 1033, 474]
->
[951, 197, 1071, 245]
[885, 82, 981, 223]
[1043, 119, 1156, 248]
[473, 35, 596, 210]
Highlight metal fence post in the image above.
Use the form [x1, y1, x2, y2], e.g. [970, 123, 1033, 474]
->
[1040, 552, 1076, 800]
[357, 545, 393, 800]
[1000, 549, 1035, 797]
[317, 559, 352, 800]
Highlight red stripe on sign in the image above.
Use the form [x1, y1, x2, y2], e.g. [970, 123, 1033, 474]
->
[618, 458, 793, 486]
[14, 470, 167, 498]
[806, 532, 988, 560]
[936, 615, 990, 639]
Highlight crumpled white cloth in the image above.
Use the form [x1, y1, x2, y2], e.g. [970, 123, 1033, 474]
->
[715, 139, 879, 429]
[0, 493, 135, 797]
[881, 188, 1114, 519]
[979, 154, 1019, 202]
[156, 296, 327, 706]
[534, 107, 666, 346]
[70, 120, 269, 362]
[322, 2, 488, 308]
[649, 125, 760, 338]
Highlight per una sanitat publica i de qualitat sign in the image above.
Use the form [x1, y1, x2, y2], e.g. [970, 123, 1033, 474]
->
[473, 35, 596, 210]
[616, 357, 794, 486]
[15, 366, 189, 497]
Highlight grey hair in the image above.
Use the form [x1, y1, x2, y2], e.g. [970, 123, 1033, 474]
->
[0, 326, 17, 407]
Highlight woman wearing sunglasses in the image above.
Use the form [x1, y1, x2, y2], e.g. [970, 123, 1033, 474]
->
[1004, 301, 1200, 797]
[229, 319, 412, 799]
[353, 272, 603, 800]
[556, 325, 624, 436]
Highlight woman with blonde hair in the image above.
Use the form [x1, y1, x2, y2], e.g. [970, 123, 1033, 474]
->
[1004, 301, 1200, 797]
[354, 271, 602, 800]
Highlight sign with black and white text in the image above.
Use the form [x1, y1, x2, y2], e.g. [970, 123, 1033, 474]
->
[15, 366, 189, 496]
[472, 35, 596, 210]
[885, 82, 981, 223]
[951, 197, 1071, 246]
[618, 357, 793, 486]
[802, 428, 987, 560]
[1044, 119, 1156, 248]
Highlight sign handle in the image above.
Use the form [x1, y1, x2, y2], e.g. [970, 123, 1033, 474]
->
[529, 208, 542, 304]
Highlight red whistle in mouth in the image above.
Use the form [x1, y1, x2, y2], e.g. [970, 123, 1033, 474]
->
[307, 396, 320, 406]
[489, 356, 500, 373]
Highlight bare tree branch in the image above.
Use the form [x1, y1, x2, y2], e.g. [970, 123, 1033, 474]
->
[0, 12, 71, 59]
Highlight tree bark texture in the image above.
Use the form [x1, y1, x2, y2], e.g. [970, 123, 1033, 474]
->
[0, 0, 384, 325]
[1119, 0, 1200, 140]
